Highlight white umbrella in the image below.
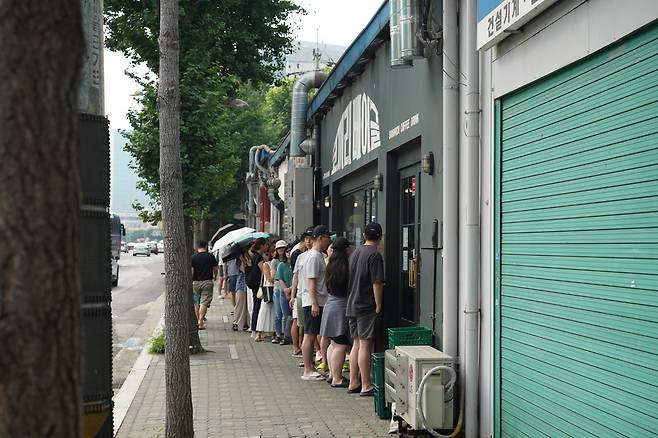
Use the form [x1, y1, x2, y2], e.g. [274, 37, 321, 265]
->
[212, 227, 254, 259]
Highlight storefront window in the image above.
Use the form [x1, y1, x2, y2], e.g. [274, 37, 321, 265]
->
[339, 186, 377, 247]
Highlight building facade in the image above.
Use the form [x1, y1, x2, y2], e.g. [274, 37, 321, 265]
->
[259, 1, 658, 436]
[479, 1, 658, 436]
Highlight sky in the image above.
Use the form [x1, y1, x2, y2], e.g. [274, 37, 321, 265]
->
[103, 0, 384, 131]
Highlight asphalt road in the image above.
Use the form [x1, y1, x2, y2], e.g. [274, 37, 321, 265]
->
[111, 251, 165, 389]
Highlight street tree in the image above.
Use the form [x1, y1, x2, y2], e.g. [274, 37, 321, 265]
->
[105, 0, 302, 224]
[0, 1, 85, 437]
[158, 0, 194, 435]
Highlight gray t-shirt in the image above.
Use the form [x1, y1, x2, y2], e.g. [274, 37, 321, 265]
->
[227, 258, 240, 276]
[302, 249, 328, 307]
[346, 244, 385, 317]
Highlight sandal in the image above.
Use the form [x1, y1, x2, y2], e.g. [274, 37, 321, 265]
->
[347, 385, 362, 394]
[359, 388, 375, 397]
[331, 378, 350, 388]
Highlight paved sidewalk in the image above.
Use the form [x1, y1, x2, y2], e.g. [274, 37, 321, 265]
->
[116, 296, 391, 438]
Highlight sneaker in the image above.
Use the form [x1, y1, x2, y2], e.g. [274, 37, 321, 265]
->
[271, 336, 280, 344]
[317, 362, 329, 373]
[291, 351, 303, 358]
[315, 352, 322, 362]
[342, 362, 350, 373]
[301, 372, 325, 381]
[279, 339, 291, 346]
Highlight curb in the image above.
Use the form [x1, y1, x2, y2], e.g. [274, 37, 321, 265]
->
[113, 316, 164, 437]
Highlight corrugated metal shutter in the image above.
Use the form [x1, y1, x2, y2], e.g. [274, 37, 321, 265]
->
[496, 23, 658, 436]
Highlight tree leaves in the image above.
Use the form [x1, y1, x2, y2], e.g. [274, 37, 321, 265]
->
[105, 0, 302, 221]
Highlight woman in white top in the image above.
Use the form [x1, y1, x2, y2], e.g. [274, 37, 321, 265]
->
[255, 251, 275, 341]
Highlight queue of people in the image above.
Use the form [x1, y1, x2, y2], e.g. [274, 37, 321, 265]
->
[195, 222, 385, 397]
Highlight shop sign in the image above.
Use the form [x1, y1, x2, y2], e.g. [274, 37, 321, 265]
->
[331, 93, 381, 175]
[477, 0, 559, 50]
[389, 113, 420, 140]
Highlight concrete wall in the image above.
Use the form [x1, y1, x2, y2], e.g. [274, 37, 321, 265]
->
[479, 2, 658, 436]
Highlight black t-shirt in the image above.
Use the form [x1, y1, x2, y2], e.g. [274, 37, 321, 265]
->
[346, 244, 385, 317]
[191, 251, 218, 281]
[246, 253, 263, 291]
[290, 248, 302, 271]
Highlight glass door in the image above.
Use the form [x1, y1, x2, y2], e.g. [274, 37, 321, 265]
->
[399, 166, 421, 324]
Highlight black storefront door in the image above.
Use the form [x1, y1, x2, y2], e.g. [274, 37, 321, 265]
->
[399, 165, 421, 325]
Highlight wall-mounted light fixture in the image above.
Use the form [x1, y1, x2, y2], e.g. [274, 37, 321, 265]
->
[373, 173, 383, 191]
[422, 151, 434, 175]
[324, 196, 331, 208]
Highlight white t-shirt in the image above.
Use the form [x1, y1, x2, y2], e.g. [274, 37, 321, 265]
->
[301, 249, 328, 307]
[293, 251, 308, 300]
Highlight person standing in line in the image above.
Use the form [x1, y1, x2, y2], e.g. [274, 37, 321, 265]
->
[289, 227, 314, 357]
[345, 222, 385, 396]
[271, 240, 288, 344]
[246, 238, 267, 333]
[191, 240, 219, 330]
[255, 250, 275, 342]
[232, 252, 250, 331]
[276, 245, 293, 346]
[319, 237, 351, 387]
[226, 258, 239, 311]
[300, 225, 332, 381]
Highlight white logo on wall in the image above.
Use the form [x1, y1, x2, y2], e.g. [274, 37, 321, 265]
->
[332, 93, 380, 174]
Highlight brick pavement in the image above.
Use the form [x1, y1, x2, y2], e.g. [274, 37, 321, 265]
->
[116, 296, 392, 438]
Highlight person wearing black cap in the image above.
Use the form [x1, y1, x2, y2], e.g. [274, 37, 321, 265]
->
[345, 222, 385, 396]
[299, 225, 332, 380]
[319, 236, 351, 387]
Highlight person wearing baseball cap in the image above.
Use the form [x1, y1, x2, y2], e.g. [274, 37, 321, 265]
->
[299, 224, 332, 380]
[288, 226, 315, 358]
[345, 221, 385, 396]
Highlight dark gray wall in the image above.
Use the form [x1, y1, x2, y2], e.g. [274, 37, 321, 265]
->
[317, 36, 444, 333]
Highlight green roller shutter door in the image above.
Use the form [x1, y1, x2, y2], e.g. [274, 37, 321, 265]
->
[495, 22, 658, 437]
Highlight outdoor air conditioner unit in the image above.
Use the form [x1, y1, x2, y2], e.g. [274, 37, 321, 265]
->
[384, 346, 455, 432]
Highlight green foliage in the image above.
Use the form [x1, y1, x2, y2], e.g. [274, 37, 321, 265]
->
[149, 331, 165, 354]
[104, 0, 303, 220]
[262, 76, 296, 144]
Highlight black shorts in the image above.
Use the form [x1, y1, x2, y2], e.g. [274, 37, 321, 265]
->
[303, 306, 323, 335]
[348, 313, 379, 340]
[331, 335, 351, 346]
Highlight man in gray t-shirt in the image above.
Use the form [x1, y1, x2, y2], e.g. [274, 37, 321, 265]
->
[345, 222, 385, 396]
[300, 225, 332, 381]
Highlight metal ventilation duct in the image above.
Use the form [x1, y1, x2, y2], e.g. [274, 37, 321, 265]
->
[400, 0, 424, 59]
[390, 0, 413, 68]
[290, 71, 328, 157]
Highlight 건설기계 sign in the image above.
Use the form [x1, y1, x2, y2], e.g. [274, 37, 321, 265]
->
[477, 0, 559, 50]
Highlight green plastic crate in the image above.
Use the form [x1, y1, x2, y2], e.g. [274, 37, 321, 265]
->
[388, 326, 433, 348]
[374, 385, 392, 419]
[371, 352, 391, 418]
[371, 352, 386, 389]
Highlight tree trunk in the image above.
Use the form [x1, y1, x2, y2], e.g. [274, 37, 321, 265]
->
[158, 0, 194, 436]
[0, 2, 84, 437]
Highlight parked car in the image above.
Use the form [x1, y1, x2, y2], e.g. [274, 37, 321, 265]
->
[148, 241, 159, 254]
[133, 242, 150, 257]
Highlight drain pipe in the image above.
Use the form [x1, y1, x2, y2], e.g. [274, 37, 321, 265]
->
[459, 0, 481, 437]
[442, 0, 459, 361]
[247, 146, 260, 228]
[290, 71, 328, 157]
